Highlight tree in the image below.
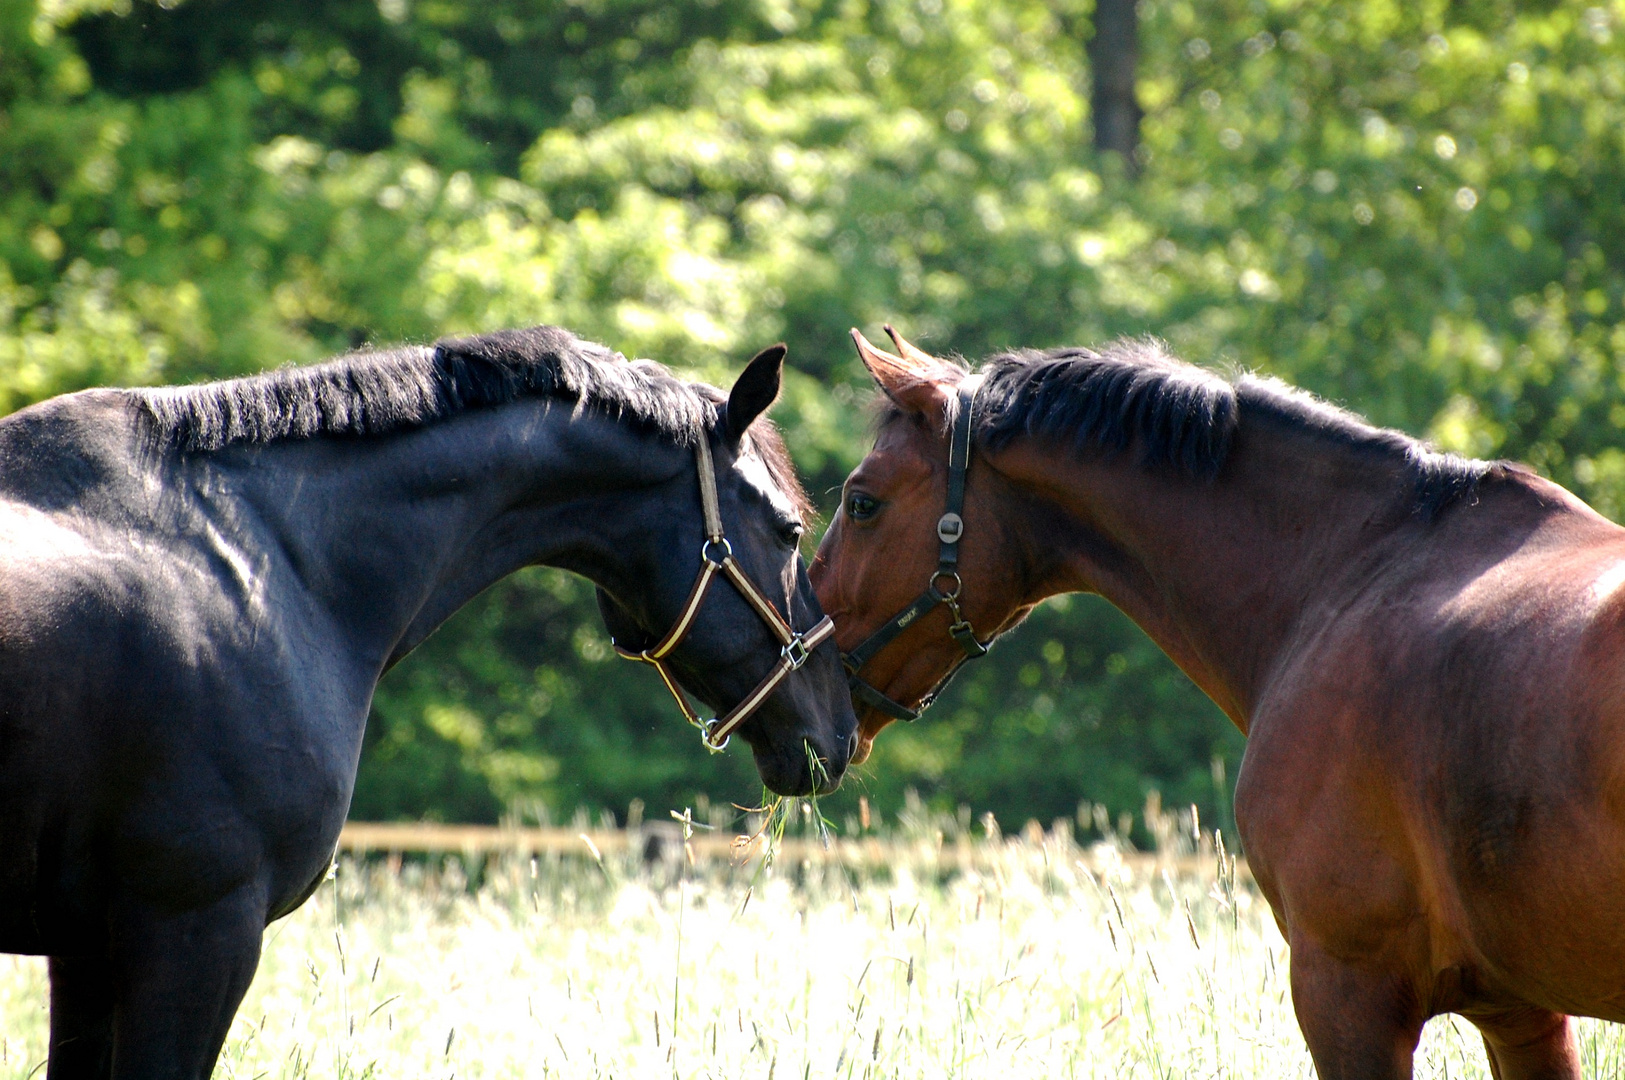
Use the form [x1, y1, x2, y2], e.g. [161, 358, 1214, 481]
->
[3, 0, 1623, 840]
[1090, 0, 1142, 168]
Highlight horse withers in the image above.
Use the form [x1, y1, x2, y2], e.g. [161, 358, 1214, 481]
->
[0, 325, 856, 1078]
[812, 325, 1625, 1080]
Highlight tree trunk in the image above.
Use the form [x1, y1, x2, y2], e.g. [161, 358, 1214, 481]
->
[1089, 0, 1141, 170]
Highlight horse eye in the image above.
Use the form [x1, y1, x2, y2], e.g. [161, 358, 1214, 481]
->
[778, 521, 804, 546]
[846, 492, 879, 521]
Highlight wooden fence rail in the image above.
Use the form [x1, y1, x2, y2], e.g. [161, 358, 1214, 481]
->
[337, 821, 1249, 881]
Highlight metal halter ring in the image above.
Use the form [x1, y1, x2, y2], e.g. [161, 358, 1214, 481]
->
[702, 719, 730, 752]
[701, 537, 733, 565]
[930, 570, 964, 602]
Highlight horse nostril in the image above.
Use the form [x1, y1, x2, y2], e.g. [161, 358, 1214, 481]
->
[847, 729, 860, 760]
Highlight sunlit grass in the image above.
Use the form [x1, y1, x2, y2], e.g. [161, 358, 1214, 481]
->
[3, 810, 1623, 1078]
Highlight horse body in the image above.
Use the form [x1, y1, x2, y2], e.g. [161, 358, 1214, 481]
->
[0, 326, 854, 1077]
[814, 328, 1625, 1077]
[991, 421, 1625, 1024]
[1235, 476, 1625, 1026]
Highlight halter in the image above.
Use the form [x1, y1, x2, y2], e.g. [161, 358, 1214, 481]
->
[614, 432, 836, 752]
[841, 384, 989, 723]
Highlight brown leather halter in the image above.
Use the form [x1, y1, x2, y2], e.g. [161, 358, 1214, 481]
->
[614, 432, 835, 752]
[841, 383, 990, 722]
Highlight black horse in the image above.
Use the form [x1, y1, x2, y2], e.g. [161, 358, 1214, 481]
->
[0, 325, 856, 1077]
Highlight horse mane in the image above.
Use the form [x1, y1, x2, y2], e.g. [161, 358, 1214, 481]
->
[132, 324, 814, 521]
[134, 326, 711, 451]
[969, 338, 1494, 521]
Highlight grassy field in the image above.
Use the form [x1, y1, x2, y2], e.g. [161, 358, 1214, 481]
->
[2, 808, 1622, 1078]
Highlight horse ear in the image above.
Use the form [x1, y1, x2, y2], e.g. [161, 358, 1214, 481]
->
[850, 327, 951, 417]
[725, 343, 786, 443]
[883, 324, 943, 369]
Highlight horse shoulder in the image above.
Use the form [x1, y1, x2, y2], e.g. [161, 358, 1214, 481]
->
[1233, 550, 1544, 978]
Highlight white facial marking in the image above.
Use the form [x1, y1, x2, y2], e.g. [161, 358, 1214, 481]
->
[735, 437, 802, 601]
[737, 438, 799, 524]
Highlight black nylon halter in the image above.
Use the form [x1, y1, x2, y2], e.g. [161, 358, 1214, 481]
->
[842, 384, 989, 722]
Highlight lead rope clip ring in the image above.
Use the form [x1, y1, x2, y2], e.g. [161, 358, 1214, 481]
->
[930, 570, 963, 602]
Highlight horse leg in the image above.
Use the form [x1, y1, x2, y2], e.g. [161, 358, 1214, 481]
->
[1471, 1007, 1579, 1080]
[1289, 939, 1425, 1080]
[106, 885, 265, 1079]
[46, 955, 115, 1080]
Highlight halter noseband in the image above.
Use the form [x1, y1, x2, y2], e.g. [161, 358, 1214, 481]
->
[614, 432, 836, 752]
[841, 384, 989, 723]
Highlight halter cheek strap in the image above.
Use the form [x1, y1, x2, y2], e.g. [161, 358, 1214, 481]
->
[842, 384, 989, 723]
[615, 433, 836, 752]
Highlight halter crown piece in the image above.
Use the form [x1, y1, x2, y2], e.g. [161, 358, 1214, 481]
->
[614, 432, 836, 752]
[842, 384, 990, 722]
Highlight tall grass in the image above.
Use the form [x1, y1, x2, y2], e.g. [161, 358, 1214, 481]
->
[2, 806, 1623, 1078]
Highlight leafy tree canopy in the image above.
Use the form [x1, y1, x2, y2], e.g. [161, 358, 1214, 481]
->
[2, 0, 1621, 836]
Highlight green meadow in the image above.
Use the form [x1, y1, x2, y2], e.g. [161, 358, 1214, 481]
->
[5, 816, 1620, 1079]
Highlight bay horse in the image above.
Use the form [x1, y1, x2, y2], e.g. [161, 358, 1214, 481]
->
[0, 325, 856, 1078]
[812, 325, 1625, 1079]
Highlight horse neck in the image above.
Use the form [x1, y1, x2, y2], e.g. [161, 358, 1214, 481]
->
[988, 419, 1420, 730]
[204, 399, 686, 673]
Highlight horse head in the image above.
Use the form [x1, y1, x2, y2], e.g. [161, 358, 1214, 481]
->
[811, 327, 1036, 764]
[597, 344, 858, 794]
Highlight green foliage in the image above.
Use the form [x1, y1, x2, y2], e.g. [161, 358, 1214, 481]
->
[357, 568, 765, 822]
[3, 0, 1623, 835]
[854, 594, 1241, 838]
[1132, 0, 1625, 507]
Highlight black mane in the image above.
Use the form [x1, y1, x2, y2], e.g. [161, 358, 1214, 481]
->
[135, 325, 714, 453]
[973, 339, 1493, 520]
[133, 324, 814, 521]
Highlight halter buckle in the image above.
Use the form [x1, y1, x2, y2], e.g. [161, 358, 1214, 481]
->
[782, 635, 812, 670]
[937, 512, 964, 544]
[701, 536, 733, 566]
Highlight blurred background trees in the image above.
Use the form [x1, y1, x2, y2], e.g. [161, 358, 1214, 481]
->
[2, 0, 1622, 839]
